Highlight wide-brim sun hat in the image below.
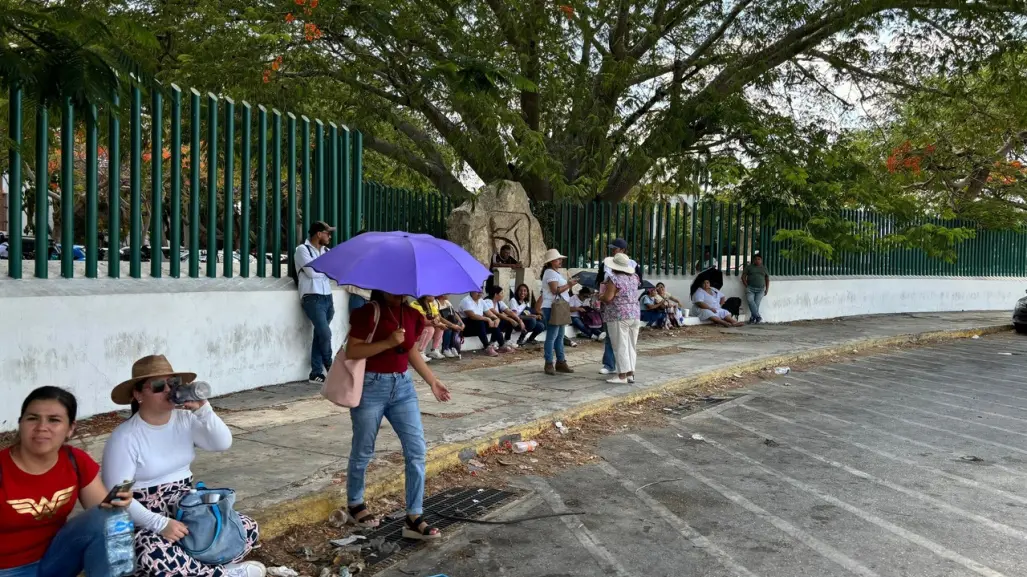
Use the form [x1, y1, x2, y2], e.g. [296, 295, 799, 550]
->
[111, 354, 197, 405]
[542, 248, 567, 264]
[604, 253, 635, 274]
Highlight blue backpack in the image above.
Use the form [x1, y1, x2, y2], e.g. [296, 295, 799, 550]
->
[174, 483, 247, 565]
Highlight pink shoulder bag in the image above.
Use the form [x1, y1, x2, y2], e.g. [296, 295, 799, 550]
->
[322, 302, 380, 408]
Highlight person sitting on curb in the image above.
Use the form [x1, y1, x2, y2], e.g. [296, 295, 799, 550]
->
[486, 285, 524, 347]
[691, 279, 745, 327]
[655, 283, 686, 327]
[510, 284, 546, 346]
[640, 286, 670, 328]
[102, 355, 264, 577]
[410, 295, 446, 361]
[436, 295, 465, 359]
[569, 287, 605, 340]
[0, 387, 135, 577]
[458, 290, 510, 356]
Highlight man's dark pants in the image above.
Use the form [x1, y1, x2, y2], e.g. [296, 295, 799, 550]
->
[302, 294, 335, 379]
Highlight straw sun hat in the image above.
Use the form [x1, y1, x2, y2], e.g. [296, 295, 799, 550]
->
[111, 355, 197, 405]
[542, 248, 567, 264]
[604, 253, 635, 274]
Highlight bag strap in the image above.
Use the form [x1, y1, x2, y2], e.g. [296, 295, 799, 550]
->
[364, 301, 381, 344]
[65, 445, 81, 488]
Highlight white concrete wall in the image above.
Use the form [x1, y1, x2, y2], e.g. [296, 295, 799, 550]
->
[0, 278, 351, 431]
[1, 274, 1024, 429]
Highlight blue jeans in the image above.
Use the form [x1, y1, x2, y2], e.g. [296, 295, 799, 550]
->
[602, 329, 615, 371]
[441, 329, 462, 352]
[302, 294, 335, 378]
[348, 372, 427, 515]
[746, 286, 764, 320]
[641, 309, 667, 327]
[518, 314, 545, 343]
[570, 317, 600, 338]
[541, 308, 566, 364]
[0, 506, 116, 577]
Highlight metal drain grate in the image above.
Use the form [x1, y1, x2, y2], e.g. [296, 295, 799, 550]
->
[363, 487, 516, 567]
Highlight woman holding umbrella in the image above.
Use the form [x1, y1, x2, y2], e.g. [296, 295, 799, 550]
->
[307, 232, 485, 541]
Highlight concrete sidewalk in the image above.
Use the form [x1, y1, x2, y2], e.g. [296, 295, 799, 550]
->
[68, 311, 1012, 537]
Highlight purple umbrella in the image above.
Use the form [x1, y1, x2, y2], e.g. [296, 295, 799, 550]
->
[307, 231, 491, 297]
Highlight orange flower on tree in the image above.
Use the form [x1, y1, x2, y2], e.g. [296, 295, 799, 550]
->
[263, 69, 272, 83]
[304, 22, 323, 40]
[272, 56, 283, 71]
[285, 12, 294, 22]
[295, 0, 305, 5]
[559, 5, 574, 19]
[310, 0, 319, 7]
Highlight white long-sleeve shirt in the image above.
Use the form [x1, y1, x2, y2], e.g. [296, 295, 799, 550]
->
[101, 403, 233, 533]
[294, 241, 332, 297]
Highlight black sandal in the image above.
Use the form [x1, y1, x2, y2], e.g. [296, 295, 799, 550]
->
[347, 503, 380, 528]
[402, 515, 441, 540]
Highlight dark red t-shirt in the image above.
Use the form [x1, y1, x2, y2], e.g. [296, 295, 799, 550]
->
[0, 446, 100, 568]
[349, 302, 425, 374]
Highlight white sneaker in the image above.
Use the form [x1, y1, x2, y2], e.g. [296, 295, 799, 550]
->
[607, 377, 629, 384]
[598, 331, 607, 341]
[591, 334, 601, 341]
[421, 352, 432, 362]
[509, 341, 519, 349]
[599, 367, 612, 375]
[225, 561, 266, 577]
[429, 349, 445, 360]
[443, 349, 457, 358]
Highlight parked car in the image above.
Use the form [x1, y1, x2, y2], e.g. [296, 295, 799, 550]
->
[1014, 290, 1027, 334]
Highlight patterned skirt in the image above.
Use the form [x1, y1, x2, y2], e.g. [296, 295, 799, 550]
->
[132, 477, 260, 577]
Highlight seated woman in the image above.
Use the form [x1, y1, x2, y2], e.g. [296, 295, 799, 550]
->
[509, 284, 546, 346]
[691, 279, 745, 327]
[101, 355, 264, 577]
[435, 295, 465, 359]
[0, 386, 134, 577]
[639, 287, 670, 328]
[410, 295, 446, 361]
[569, 288, 604, 340]
[655, 283, 686, 327]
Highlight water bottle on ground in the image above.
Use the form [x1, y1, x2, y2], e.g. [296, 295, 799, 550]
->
[512, 440, 538, 453]
[172, 381, 212, 404]
[105, 509, 136, 576]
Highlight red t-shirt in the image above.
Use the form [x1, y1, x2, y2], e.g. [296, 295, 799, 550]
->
[349, 302, 425, 374]
[0, 446, 99, 568]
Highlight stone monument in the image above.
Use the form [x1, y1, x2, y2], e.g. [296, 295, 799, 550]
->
[447, 180, 547, 293]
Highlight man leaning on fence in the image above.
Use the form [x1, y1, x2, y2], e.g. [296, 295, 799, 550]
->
[295, 221, 336, 385]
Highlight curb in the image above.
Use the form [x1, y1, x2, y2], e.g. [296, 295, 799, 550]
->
[252, 323, 1012, 538]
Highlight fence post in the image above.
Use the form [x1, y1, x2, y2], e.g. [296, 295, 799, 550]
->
[34, 105, 48, 279]
[188, 90, 201, 278]
[130, 86, 142, 278]
[271, 109, 282, 278]
[6, 85, 22, 279]
[240, 102, 251, 278]
[352, 130, 363, 233]
[85, 104, 99, 278]
[60, 97, 75, 279]
[222, 98, 235, 278]
[150, 90, 164, 278]
[109, 92, 122, 278]
[256, 106, 268, 278]
[205, 93, 218, 278]
[328, 123, 339, 245]
[170, 86, 183, 278]
[314, 120, 325, 225]
[340, 127, 352, 239]
[287, 113, 297, 267]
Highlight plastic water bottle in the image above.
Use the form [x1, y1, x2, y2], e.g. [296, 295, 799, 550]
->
[104, 509, 136, 576]
[512, 440, 538, 453]
[172, 381, 212, 404]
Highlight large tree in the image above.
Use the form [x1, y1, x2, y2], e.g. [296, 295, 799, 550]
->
[214, 0, 1027, 202]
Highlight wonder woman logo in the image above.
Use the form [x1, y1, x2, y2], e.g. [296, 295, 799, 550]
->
[6, 486, 75, 520]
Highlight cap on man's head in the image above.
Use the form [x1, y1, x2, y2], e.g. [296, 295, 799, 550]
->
[608, 238, 628, 250]
[309, 221, 335, 236]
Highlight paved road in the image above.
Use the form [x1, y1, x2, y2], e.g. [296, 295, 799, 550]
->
[383, 332, 1027, 577]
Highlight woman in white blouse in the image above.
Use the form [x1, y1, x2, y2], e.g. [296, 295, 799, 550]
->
[691, 279, 745, 327]
[540, 248, 577, 375]
[101, 355, 264, 577]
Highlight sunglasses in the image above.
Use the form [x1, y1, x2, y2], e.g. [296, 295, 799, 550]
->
[145, 376, 182, 394]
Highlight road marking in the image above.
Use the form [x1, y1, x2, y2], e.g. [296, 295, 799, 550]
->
[818, 366, 1027, 425]
[801, 371, 1027, 440]
[527, 477, 633, 577]
[627, 434, 882, 577]
[879, 354, 1027, 390]
[764, 395, 1027, 480]
[595, 460, 761, 577]
[675, 430, 1008, 577]
[711, 413, 1027, 541]
[783, 373, 1027, 459]
[824, 364, 1027, 415]
[734, 402, 1027, 506]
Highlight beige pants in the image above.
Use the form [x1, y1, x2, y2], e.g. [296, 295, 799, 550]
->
[607, 318, 640, 375]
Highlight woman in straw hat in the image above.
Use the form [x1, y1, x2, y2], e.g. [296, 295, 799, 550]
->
[598, 253, 642, 384]
[540, 248, 577, 375]
[101, 355, 265, 577]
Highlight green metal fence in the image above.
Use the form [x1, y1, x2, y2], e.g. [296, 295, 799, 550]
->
[4, 82, 364, 280]
[361, 182, 452, 238]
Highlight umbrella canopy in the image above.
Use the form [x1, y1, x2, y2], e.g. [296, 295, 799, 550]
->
[572, 270, 598, 289]
[689, 266, 724, 297]
[640, 279, 656, 290]
[307, 231, 491, 297]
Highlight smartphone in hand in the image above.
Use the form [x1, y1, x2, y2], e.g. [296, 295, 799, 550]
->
[103, 479, 135, 505]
